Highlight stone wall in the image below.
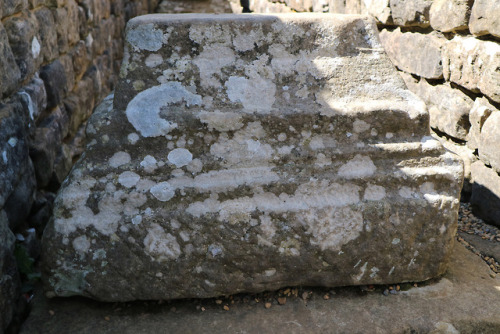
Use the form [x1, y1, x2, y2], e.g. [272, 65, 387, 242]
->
[0, 0, 159, 331]
[233, 0, 500, 226]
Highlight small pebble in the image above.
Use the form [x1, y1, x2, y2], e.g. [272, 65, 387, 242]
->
[215, 299, 222, 305]
[104, 316, 110, 321]
[201, 307, 206, 312]
[323, 294, 330, 300]
[278, 297, 286, 305]
[265, 302, 272, 309]
[49, 310, 55, 316]
[223, 305, 229, 311]
[383, 289, 389, 296]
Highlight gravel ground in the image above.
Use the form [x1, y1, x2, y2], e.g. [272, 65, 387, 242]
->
[457, 202, 500, 274]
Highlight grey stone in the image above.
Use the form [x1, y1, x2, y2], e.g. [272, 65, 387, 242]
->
[70, 40, 92, 78]
[400, 75, 473, 141]
[3, 10, 42, 82]
[33, 6, 59, 63]
[42, 14, 463, 302]
[3, 158, 36, 229]
[52, 6, 71, 53]
[0, 210, 19, 333]
[18, 72, 48, 124]
[479, 111, 500, 174]
[469, 0, 500, 38]
[430, 0, 473, 32]
[433, 133, 477, 199]
[471, 161, 500, 227]
[23, 241, 500, 333]
[363, 0, 391, 24]
[30, 110, 66, 188]
[0, 22, 22, 98]
[59, 54, 76, 93]
[390, 0, 433, 27]
[467, 97, 495, 151]
[379, 28, 445, 79]
[1, 0, 28, 17]
[442, 36, 500, 104]
[0, 102, 33, 225]
[66, 0, 81, 46]
[40, 59, 68, 110]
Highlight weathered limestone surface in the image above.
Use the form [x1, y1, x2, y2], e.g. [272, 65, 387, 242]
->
[442, 36, 500, 103]
[469, 0, 500, 38]
[379, 28, 444, 79]
[401, 73, 473, 141]
[429, 0, 473, 33]
[42, 14, 463, 302]
[390, 0, 432, 27]
[467, 97, 495, 151]
[478, 111, 500, 174]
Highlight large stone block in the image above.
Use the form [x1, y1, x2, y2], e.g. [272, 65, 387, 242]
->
[363, 0, 391, 24]
[400, 74, 473, 141]
[18, 73, 48, 124]
[0, 101, 35, 229]
[33, 7, 59, 63]
[390, 0, 432, 27]
[42, 14, 463, 302]
[471, 161, 500, 227]
[39, 59, 68, 110]
[379, 28, 444, 79]
[442, 36, 500, 104]
[478, 110, 500, 174]
[469, 0, 500, 38]
[0, 22, 22, 98]
[429, 0, 473, 32]
[466, 97, 495, 150]
[3, 10, 42, 82]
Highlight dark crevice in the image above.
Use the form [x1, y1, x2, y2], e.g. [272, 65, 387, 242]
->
[431, 127, 467, 146]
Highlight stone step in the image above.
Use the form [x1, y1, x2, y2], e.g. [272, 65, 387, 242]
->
[42, 13, 463, 302]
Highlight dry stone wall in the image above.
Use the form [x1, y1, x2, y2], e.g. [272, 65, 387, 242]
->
[234, 0, 500, 227]
[0, 0, 159, 331]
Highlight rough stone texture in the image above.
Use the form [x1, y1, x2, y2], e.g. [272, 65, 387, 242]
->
[429, 0, 473, 32]
[39, 60, 69, 110]
[2, 0, 29, 18]
[433, 133, 476, 199]
[442, 36, 500, 104]
[4, 10, 43, 83]
[0, 22, 22, 98]
[471, 162, 500, 227]
[0, 101, 36, 230]
[469, 0, 500, 38]
[478, 110, 500, 174]
[42, 14, 463, 302]
[363, 0, 391, 24]
[33, 7, 59, 64]
[0, 210, 19, 333]
[400, 73, 473, 141]
[23, 241, 500, 333]
[379, 28, 444, 80]
[466, 97, 495, 151]
[389, 0, 432, 27]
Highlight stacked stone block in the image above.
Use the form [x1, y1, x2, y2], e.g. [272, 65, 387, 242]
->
[238, 0, 500, 227]
[0, 0, 159, 331]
